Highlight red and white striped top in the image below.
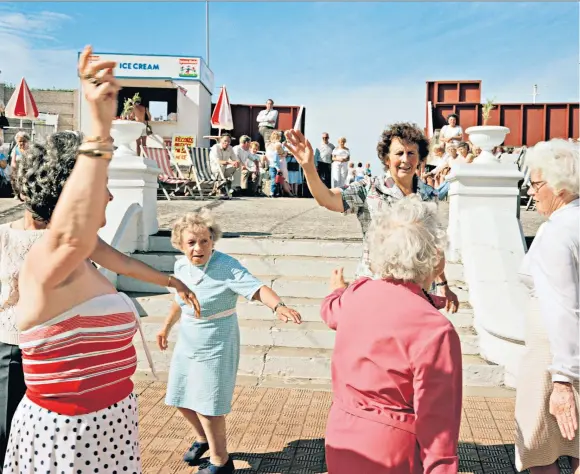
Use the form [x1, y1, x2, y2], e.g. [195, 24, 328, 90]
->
[19, 293, 143, 416]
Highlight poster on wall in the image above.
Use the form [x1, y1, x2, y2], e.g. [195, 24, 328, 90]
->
[172, 134, 196, 165]
[179, 58, 199, 79]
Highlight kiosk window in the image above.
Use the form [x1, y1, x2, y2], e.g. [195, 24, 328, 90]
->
[149, 101, 168, 121]
[117, 86, 177, 120]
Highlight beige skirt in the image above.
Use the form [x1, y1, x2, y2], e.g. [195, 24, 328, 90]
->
[515, 298, 579, 471]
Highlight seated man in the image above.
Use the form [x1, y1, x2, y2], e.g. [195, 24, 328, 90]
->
[209, 135, 241, 197]
[233, 135, 260, 196]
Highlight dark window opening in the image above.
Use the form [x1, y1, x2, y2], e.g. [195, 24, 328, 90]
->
[116, 87, 178, 119]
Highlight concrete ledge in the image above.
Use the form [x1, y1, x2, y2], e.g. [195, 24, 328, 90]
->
[130, 293, 474, 327]
[137, 319, 478, 352]
[121, 274, 470, 302]
[149, 235, 364, 257]
[133, 342, 501, 387]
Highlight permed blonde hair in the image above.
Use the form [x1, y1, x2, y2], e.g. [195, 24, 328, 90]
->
[367, 196, 447, 284]
[170, 209, 223, 250]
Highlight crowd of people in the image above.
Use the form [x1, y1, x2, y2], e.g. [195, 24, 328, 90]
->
[0, 47, 576, 474]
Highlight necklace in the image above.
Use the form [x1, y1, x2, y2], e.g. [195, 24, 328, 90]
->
[187, 251, 214, 286]
[422, 288, 436, 308]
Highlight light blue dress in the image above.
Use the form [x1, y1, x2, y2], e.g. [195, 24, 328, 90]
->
[165, 251, 264, 416]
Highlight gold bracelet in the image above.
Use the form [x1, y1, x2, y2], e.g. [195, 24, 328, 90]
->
[77, 148, 114, 160]
[83, 136, 113, 144]
[167, 275, 173, 287]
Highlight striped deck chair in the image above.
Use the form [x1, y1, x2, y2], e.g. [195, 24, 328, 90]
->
[142, 146, 194, 201]
[187, 146, 227, 199]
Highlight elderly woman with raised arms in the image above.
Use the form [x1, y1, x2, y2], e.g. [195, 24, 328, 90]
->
[515, 139, 580, 474]
[1, 46, 196, 473]
[284, 124, 459, 312]
[0, 130, 199, 472]
[157, 209, 301, 474]
[322, 196, 463, 473]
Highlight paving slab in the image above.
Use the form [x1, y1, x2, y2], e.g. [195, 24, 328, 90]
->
[133, 381, 572, 474]
[156, 198, 545, 240]
[0, 198, 544, 241]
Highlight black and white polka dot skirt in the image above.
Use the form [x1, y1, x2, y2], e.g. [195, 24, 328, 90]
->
[3, 393, 141, 473]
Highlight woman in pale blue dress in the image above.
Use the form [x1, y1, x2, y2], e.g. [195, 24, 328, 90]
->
[157, 209, 301, 474]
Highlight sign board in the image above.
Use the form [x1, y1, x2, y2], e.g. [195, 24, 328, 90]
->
[171, 134, 196, 165]
[85, 53, 214, 91]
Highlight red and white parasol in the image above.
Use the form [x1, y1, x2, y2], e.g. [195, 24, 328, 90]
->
[5, 78, 39, 127]
[211, 85, 233, 136]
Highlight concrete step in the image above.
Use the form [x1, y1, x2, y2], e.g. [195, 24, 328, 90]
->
[148, 235, 364, 258]
[134, 342, 501, 387]
[130, 293, 474, 327]
[120, 273, 469, 301]
[133, 244, 464, 282]
[132, 253, 360, 279]
[138, 317, 479, 353]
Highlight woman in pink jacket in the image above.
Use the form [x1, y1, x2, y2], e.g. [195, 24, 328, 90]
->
[322, 196, 463, 474]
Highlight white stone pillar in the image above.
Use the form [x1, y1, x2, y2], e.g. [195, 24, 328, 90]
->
[446, 155, 529, 387]
[446, 162, 523, 262]
[105, 121, 160, 251]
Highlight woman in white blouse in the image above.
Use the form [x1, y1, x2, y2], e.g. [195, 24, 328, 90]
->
[331, 137, 350, 188]
[439, 114, 463, 149]
[515, 139, 579, 473]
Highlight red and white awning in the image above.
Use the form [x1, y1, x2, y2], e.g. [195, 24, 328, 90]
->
[211, 85, 233, 131]
[5, 78, 39, 120]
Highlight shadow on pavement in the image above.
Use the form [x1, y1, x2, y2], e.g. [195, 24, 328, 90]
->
[229, 440, 573, 473]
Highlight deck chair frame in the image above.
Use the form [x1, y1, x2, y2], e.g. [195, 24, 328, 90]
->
[186, 146, 228, 199]
[142, 145, 195, 201]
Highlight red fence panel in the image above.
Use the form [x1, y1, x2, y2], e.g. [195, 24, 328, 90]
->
[427, 80, 579, 146]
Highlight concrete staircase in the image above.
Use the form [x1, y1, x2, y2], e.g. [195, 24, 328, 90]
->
[124, 234, 505, 390]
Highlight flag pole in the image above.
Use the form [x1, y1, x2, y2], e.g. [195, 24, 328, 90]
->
[206, 0, 210, 67]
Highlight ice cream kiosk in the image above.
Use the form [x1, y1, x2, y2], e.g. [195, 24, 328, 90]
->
[78, 52, 215, 157]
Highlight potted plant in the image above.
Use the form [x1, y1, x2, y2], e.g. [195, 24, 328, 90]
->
[465, 97, 509, 163]
[111, 93, 145, 154]
[481, 97, 495, 125]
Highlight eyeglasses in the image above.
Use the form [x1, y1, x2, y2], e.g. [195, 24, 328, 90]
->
[322, 136, 329, 139]
[529, 180, 546, 192]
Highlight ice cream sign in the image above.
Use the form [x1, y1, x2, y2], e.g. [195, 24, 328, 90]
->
[118, 62, 160, 71]
[84, 53, 205, 83]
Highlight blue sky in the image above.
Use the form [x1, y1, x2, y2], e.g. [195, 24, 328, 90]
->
[0, 2, 578, 168]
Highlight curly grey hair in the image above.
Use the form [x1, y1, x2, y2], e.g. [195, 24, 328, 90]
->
[525, 139, 579, 196]
[15, 131, 83, 222]
[367, 196, 447, 284]
[170, 209, 223, 250]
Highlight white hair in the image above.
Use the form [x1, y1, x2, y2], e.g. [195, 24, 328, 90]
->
[170, 208, 222, 250]
[525, 139, 579, 195]
[15, 131, 30, 142]
[368, 196, 447, 284]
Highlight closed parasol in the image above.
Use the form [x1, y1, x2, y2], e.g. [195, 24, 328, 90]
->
[211, 85, 233, 137]
[5, 78, 39, 128]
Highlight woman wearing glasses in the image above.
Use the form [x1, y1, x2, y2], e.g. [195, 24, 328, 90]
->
[515, 139, 579, 473]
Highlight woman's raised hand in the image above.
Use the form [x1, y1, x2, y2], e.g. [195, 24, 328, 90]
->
[330, 268, 348, 292]
[284, 130, 315, 170]
[78, 45, 121, 137]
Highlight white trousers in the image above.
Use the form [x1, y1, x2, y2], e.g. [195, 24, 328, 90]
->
[331, 161, 348, 188]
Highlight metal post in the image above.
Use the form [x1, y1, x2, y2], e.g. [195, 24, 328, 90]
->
[205, 0, 210, 67]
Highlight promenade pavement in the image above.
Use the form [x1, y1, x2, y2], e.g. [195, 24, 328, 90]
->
[135, 381, 573, 474]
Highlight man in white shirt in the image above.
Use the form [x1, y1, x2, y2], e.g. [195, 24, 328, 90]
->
[233, 135, 260, 195]
[256, 99, 278, 148]
[314, 133, 334, 188]
[209, 135, 241, 196]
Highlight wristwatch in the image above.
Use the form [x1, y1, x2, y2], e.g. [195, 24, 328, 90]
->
[273, 302, 286, 313]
